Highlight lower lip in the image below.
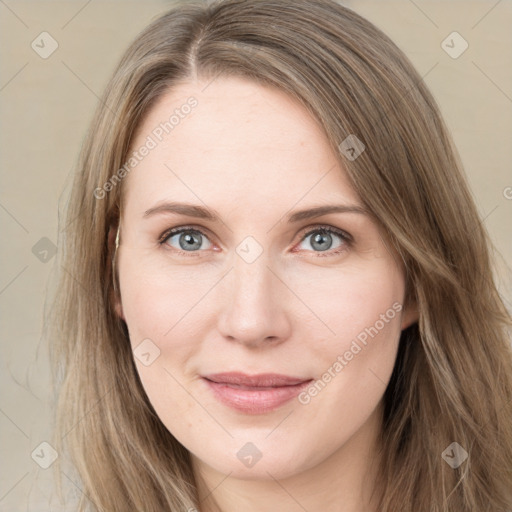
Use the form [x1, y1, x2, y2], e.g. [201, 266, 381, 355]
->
[202, 378, 312, 414]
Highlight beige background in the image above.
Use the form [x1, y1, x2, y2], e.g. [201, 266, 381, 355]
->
[1, 0, 511, 509]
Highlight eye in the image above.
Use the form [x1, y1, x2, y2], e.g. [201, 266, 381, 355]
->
[158, 224, 352, 257]
[294, 225, 351, 257]
[159, 226, 213, 256]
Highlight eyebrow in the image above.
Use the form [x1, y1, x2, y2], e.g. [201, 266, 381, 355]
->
[143, 202, 368, 223]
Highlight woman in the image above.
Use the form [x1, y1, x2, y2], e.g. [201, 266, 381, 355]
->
[47, 0, 512, 510]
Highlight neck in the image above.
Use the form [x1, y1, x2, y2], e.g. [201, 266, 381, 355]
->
[191, 404, 384, 512]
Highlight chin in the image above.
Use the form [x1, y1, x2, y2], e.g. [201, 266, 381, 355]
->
[197, 442, 317, 481]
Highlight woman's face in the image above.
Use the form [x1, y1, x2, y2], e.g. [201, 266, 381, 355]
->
[115, 75, 416, 481]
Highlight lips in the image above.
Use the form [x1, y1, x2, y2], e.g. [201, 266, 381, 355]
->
[202, 372, 312, 414]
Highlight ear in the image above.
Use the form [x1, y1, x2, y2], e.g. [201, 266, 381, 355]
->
[400, 299, 419, 331]
[114, 294, 125, 322]
[107, 224, 125, 321]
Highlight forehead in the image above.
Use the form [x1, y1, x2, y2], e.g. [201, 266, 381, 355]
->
[122, 76, 361, 214]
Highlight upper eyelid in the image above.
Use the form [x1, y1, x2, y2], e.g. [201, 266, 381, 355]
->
[297, 224, 351, 241]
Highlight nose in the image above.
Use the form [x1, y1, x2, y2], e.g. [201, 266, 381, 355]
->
[216, 253, 291, 349]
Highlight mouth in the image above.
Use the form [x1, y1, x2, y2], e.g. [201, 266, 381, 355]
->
[201, 372, 313, 414]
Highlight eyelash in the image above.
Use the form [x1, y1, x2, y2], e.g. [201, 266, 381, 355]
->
[158, 224, 352, 258]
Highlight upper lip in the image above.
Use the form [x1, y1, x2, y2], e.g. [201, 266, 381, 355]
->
[203, 372, 311, 387]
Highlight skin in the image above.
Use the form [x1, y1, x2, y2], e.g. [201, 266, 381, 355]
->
[114, 75, 418, 512]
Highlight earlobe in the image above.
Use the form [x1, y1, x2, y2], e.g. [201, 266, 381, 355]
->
[114, 300, 125, 321]
[401, 302, 419, 331]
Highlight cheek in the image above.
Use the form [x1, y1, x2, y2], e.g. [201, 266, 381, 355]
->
[297, 257, 405, 348]
[119, 266, 202, 431]
[294, 261, 404, 409]
[120, 252, 205, 344]
[118, 254, 205, 405]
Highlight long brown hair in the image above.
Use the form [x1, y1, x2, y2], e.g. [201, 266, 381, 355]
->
[47, 0, 512, 510]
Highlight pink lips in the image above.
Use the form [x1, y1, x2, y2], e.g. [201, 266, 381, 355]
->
[202, 372, 312, 414]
